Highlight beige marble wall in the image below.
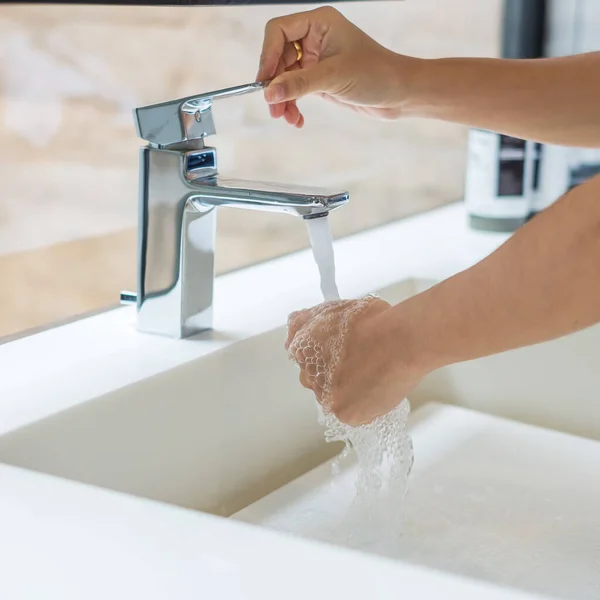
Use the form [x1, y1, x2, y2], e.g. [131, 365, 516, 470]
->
[0, 1, 501, 338]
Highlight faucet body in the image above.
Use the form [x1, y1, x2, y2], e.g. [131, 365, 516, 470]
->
[125, 83, 349, 339]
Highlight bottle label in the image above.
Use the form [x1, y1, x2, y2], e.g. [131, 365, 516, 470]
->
[465, 129, 530, 219]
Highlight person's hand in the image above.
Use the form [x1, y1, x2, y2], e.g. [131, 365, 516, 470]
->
[285, 296, 425, 426]
[256, 6, 419, 128]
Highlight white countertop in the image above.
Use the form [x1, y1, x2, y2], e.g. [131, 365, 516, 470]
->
[1, 203, 527, 600]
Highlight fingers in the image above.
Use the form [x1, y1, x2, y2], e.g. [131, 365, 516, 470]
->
[264, 60, 335, 104]
[269, 102, 285, 120]
[258, 11, 330, 126]
[268, 62, 305, 126]
[285, 302, 331, 349]
[287, 299, 343, 349]
[258, 8, 355, 126]
[272, 100, 304, 127]
[260, 42, 302, 86]
[267, 58, 287, 119]
[284, 101, 303, 127]
[285, 308, 311, 350]
[257, 12, 312, 82]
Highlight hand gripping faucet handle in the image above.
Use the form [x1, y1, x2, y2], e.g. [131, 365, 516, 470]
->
[133, 81, 270, 147]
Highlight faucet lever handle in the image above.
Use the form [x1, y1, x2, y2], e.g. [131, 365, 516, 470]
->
[134, 81, 269, 147]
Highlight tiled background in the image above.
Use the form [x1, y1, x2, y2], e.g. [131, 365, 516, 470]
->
[0, 1, 501, 338]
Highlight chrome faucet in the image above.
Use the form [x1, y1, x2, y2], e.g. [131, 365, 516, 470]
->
[121, 82, 349, 339]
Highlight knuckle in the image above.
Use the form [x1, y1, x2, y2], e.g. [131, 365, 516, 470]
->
[288, 308, 311, 330]
[264, 17, 280, 31]
[288, 309, 303, 322]
[287, 316, 301, 335]
[316, 5, 339, 19]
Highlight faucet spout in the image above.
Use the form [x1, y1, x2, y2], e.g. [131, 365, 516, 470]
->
[188, 176, 349, 219]
[181, 145, 348, 218]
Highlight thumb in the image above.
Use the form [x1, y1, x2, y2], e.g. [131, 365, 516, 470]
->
[264, 61, 338, 104]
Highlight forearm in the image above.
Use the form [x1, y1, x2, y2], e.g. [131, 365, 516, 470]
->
[401, 52, 600, 147]
[390, 174, 600, 373]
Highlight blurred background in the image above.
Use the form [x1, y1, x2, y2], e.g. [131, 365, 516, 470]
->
[0, 0, 504, 338]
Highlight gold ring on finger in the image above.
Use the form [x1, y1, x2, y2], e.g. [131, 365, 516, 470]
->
[293, 40, 303, 63]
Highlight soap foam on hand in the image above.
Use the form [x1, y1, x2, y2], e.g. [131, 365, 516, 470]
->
[295, 215, 414, 545]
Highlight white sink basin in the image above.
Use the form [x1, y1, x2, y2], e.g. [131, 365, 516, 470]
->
[0, 275, 599, 591]
[234, 402, 600, 600]
[1, 277, 599, 514]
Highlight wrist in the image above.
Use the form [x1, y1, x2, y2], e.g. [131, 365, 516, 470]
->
[398, 56, 474, 120]
[369, 302, 438, 386]
[384, 292, 456, 379]
[388, 54, 436, 117]
[383, 52, 428, 117]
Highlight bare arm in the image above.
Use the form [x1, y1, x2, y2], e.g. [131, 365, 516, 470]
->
[404, 53, 600, 147]
[258, 8, 600, 146]
[288, 177, 600, 426]
[389, 174, 600, 374]
[271, 9, 600, 425]
[287, 175, 600, 425]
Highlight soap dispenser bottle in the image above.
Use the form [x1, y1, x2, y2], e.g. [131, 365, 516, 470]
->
[464, 0, 545, 232]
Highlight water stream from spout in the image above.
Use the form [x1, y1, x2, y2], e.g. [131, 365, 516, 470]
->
[305, 215, 340, 302]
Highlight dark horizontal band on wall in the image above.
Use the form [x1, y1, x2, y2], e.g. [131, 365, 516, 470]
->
[2, 0, 400, 5]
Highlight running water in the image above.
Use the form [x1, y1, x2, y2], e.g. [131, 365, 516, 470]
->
[302, 215, 414, 550]
[305, 215, 340, 302]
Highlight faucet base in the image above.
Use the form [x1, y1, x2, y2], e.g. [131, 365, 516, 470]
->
[136, 146, 216, 339]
